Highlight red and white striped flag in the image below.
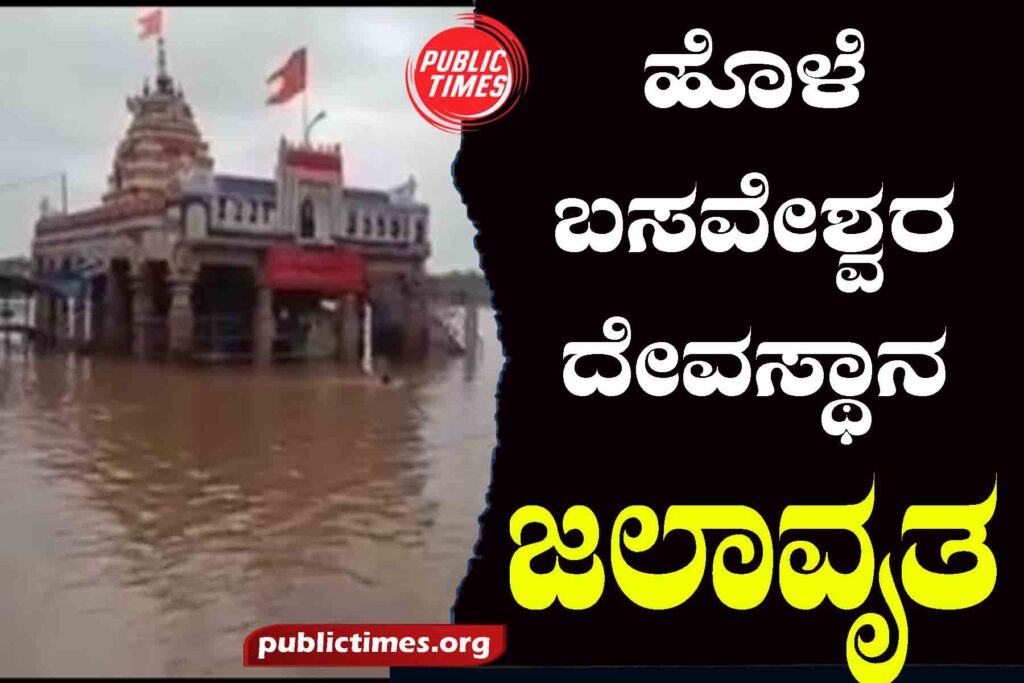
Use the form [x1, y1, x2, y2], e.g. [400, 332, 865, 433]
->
[138, 8, 163, 40]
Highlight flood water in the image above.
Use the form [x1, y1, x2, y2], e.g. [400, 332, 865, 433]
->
[0, 309, 499, 676]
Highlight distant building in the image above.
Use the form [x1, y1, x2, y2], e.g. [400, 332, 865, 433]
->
[0, 257, 31, 278]
[31, 43, 431, 363]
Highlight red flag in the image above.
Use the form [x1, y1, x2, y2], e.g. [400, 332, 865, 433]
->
[267, 48, 307, 105]
[138, 8, 162, 40]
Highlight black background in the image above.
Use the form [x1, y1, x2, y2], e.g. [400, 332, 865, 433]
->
[451, 0, 1020, 669]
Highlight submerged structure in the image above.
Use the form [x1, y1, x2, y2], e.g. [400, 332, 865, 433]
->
[30, 42, 437, 364]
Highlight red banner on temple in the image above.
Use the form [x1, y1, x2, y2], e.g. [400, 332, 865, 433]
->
[284, 146, 342, 184]
[264, 245, 367, 294]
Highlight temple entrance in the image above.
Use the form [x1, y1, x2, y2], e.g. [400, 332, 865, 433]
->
[193, 264, 256, 361]
[272, 291, 339, 360]
[262, 244, 368, 364]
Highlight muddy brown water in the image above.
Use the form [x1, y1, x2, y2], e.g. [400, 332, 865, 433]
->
[0, 309, 498, 676]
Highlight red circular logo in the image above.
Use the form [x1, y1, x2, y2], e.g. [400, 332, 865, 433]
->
[406, 13, 528, 133]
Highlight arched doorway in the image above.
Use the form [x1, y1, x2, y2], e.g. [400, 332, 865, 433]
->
[299, 197, 315, 239]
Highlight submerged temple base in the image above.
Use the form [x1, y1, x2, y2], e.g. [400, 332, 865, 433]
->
[27, 241, 448, 367]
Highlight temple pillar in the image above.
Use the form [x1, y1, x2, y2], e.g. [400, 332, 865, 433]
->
[463, 298, 479, 356]
[130, 268, 154, 360]
[361, 299, 373, 374]
[83, 280, 93, 346]
[253, 284, 274, 366]
[67, 295, 78, 344]
[167, 276, 195, 359]
[71, 281, 90, 347]
[337, 292, 360, 363]
[104, 268, 129, 351]
[32, 291, 47, 347]
[53, 296, 66, 344]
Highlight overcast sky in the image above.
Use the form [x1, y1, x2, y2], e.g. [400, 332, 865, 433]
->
[0, 7, 478, 273]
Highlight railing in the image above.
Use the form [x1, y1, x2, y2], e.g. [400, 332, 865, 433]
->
[0, 297, 95, 350]
[0, 298, 30, 326]
[0, 297, 33, 352]
[213, 195, 278, 233]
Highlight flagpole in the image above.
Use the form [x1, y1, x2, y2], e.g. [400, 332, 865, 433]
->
[302, 87, 308, 145]
[301, 49, 309, 145]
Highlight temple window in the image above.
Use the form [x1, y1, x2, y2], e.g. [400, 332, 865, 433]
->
[390, 218, 401, 239]
[348, 212, 357, 236]
[363, 216, 372, 237]
[415, 219, 426, 244]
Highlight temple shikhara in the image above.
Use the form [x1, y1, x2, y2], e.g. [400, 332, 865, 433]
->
[30, 41, 439, 364]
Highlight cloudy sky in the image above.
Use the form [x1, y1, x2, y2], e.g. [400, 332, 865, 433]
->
[0, 7, 478, 273]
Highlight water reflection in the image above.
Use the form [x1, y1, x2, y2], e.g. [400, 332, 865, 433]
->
[0, 309, 498, 676]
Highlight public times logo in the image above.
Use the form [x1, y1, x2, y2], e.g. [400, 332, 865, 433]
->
[406, 13, 528, 133]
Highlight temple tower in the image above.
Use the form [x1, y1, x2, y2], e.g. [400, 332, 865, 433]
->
[104, 37, 214, 205]
[275, 139, 344, 242]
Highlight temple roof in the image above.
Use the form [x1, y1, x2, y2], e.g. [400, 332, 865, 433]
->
[36, 194, 167, 232]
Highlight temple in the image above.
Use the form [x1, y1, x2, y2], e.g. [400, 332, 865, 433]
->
[30, 40, 436, 364]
